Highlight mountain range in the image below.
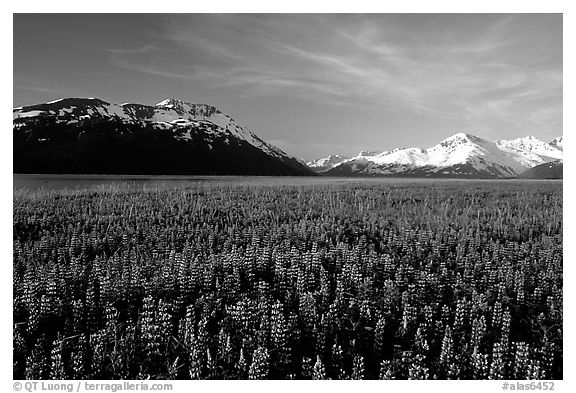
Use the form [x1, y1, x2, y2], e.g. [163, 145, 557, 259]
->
[308, 133, 563, 179]
[13, 97, 562, 179]
[13, 98, 313, 176]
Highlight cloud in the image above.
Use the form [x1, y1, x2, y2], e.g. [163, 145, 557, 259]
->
[104, 14, 561, 139]
[107, 44, 158, 55]
[13, 82, 74, 104]
[15, 85, 62, 94]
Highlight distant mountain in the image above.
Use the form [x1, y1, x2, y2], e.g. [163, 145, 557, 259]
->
[306, 155, 349, 173]
[13, 98, 313, 176]
[518, 160, 563, 179]
[313, 133, 563, 178]
[549, 136, 563, 151]
[495, 136, 562, 167]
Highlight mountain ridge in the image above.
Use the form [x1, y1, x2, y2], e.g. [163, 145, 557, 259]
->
[518, 160, 563, 179]
[313, 133, 563, 179]
[13, 97, 313, 176]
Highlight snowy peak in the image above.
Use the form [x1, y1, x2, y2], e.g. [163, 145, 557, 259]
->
[352, 132, 511, 171]
[13, 96, 311, 175]
[156, 98, 180, 108]
[14, 97, 109, 114]
[13, 96, 228, 126]
[496, 136, 562, 160]
[155, 98, 221, 118]
[13, 97, 128, 122]
[307, 154, 349, 172]
[308, 154, 348, 165]
[316, 131, 563, 178]
[441, 132, 476, 142]
[549, 136, 563, 151]
[438, 132, 487, 148]
[497, 135, 544, 150]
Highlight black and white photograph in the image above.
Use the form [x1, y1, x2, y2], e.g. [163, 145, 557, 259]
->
[10, 6, 568, 387]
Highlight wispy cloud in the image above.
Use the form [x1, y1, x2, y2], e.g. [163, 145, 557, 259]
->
[13, 83, 73, 105]
[15, 85, 62, 94]
[14, 14, 562, 160]
[107, 44, 159, 55]
[104, 14, 561, 149]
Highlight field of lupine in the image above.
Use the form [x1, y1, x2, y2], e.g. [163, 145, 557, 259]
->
[13, 180, 562, 380]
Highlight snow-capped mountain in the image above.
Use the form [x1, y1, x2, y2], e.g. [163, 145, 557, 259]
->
[495, 136, 563, 166]
[13, 97, 313, 176]
[316, 133, 563, 178]
[549, 136, 563, 151]
[307, 151, 393, 173]
[306, 155, 349, 172]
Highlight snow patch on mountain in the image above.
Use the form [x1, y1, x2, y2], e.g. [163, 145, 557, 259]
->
[14, 110, 46, 119]
[46, 98, 64, 104]
[150, 98, 287, 158]
[549, 136, 563, 151]
[496, 136, 562, 161]
[314, 132, 563, 178]
[13, 97, 302, 167]
[306, 155, 349, 172]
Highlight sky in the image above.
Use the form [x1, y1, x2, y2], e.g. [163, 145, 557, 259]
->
[13, 13, 562, 160]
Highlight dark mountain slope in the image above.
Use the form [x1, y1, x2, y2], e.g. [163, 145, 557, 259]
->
[13, 98, 314, 176]
[517, 160, 563, 179]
